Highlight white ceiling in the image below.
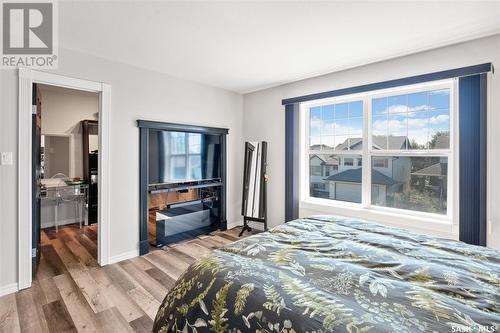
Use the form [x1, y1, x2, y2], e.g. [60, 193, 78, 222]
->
[59, 1, 500, 93]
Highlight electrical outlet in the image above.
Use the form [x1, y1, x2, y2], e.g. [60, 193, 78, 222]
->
[1, 152, 13, 165]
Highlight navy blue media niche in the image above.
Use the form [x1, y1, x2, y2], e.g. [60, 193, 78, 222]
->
[137, 120, 228, 255]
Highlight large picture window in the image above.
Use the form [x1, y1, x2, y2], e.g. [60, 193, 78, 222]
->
[303, 80, 455, 219]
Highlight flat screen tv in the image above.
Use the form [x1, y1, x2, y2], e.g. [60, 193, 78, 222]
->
[148, 129, 221, 185]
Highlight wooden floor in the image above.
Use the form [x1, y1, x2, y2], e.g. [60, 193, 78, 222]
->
[0, 223, 252, 333]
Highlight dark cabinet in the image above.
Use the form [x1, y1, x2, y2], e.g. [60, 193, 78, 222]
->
[82, 120, 98, 224]
[137, 120, 228, 255]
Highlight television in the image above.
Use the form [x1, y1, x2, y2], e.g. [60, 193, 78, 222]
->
[148, 129, 221, 185]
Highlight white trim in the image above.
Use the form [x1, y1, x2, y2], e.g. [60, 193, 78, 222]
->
[299, 79, 458, 235]
[362, 95, 370, 208]
[17, 69, 112, 290]
[226, 220, 243, 230]
[98, 83, 111, 266]
[300, 79, 453, 110]
[18, 69, 33, 290]
[108, 250, 139, 265]
[0, 283, 19, 297]
[227, 220, 267, 232]
[25, 70, 102, 92]
[300, 200, 458, 240]
[41, 218, 81, 229]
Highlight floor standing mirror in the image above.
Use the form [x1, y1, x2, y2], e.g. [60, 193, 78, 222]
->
[240, 141, 268, 236]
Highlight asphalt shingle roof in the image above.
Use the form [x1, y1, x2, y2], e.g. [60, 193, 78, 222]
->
[334, 136, 409, 150]
[324, 167, 396, 186]
[412, 162, 448, 177]
[310, 154, 339, 165]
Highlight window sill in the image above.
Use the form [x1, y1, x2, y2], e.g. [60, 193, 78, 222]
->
[300, 198, 459, 240]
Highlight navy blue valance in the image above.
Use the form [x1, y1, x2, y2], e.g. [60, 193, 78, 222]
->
[282, 63, 492, 105]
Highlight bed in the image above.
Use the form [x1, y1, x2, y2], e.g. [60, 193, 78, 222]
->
[153, 216, 500, 332]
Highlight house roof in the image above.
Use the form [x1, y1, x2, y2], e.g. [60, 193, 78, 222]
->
[412, 162, 448, 177]
[325, 167, 396, 186]
[430, 134, 450, 149]
[335, 138, 363, 151]
[310, 154, 339, 165]
[335, 136, 410, 150]
[310, 144, 333, 150]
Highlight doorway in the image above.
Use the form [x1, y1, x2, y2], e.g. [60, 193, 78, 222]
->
[32, 84, 100, 277]
[18, 69, 111, 290]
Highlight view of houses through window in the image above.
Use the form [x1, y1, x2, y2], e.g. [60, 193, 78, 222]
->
[307, 83, 452, 216]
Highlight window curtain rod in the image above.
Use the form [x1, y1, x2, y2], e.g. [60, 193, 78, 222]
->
[281, 63, 493, 106]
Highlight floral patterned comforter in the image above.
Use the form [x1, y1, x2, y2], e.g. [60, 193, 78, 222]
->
[153, 216, 500, 333]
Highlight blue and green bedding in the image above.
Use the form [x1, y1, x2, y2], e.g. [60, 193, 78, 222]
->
[153, 216, 500, 332]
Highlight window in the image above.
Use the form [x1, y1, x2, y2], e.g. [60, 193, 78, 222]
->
[310, 165, 321, 176]
[309, 101, 363, 151]
[313, 183, 326, 190]
[373, 157, 388, 168]
[372, 156, 448, 214]
[303, 80, 455, 219]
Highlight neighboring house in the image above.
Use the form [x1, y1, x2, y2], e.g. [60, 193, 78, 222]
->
[309, 154, 339, 198]
[310, 136, 412, 203]
[411, 157, 448, 210]
[325, 167, 396, 204]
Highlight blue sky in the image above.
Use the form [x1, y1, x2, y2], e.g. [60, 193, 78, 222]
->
[310, 89, 450, 149]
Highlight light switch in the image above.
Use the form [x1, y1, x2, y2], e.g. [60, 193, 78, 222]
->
[1, 152, 13, 165]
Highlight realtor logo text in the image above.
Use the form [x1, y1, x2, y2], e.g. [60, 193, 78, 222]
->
[1, 0, 58, 68]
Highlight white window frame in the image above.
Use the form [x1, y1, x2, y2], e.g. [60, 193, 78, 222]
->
[299, 79, 459, 237]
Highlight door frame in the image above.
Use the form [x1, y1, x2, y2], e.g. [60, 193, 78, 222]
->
[18, 68, 112, 290]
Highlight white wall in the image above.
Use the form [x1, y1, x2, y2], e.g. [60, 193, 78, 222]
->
[40, 85, 99, 179]
[0, 48, 244, 291]
[243, 34, 500, 249]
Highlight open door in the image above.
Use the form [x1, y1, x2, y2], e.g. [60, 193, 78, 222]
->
[32, 84, 42, 277]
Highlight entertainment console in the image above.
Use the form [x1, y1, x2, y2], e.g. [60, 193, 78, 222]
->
[137, 120, 228, 255]
[148, 178, 223, 246]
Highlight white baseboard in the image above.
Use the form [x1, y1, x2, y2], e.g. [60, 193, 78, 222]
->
[108, 250, 139, 264]
[227, 220, 243, 230]
[41, 218, 80, 229]
[0, 283, 18, 297]
[226, 220, 267, 232]
[248, 220, 267, 231]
